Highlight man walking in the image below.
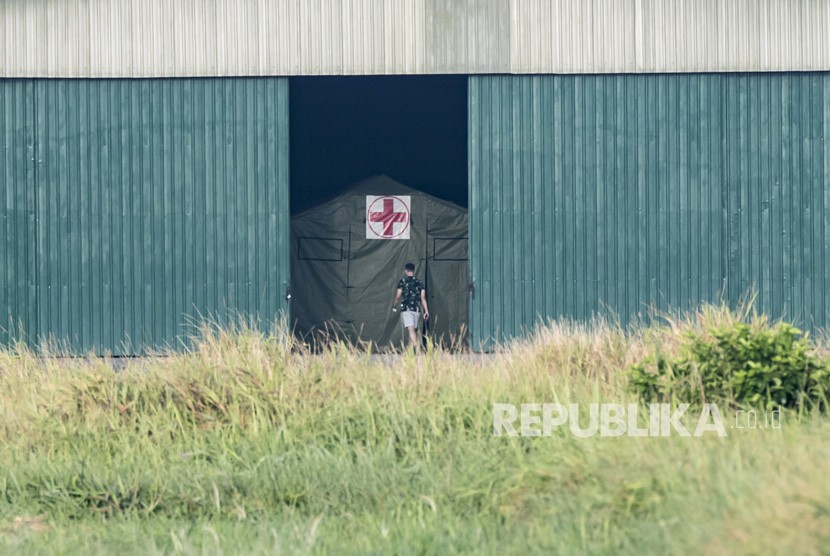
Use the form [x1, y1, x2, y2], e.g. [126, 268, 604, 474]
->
[392, 262, 430, 351]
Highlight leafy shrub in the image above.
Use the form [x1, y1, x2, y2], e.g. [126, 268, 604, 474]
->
[628, 321, 830, 411]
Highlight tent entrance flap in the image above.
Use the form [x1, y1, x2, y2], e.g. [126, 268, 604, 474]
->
[291, 175, 468, 349]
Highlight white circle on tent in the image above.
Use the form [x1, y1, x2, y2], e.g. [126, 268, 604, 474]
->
[366, 195, 411, 239]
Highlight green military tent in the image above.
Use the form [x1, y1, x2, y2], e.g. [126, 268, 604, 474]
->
[291, 175, 468, 349]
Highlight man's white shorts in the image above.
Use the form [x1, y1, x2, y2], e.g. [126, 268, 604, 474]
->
[401, 310, 420, 329]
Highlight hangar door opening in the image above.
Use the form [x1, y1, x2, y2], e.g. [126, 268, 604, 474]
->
[289, 76, 469, 349]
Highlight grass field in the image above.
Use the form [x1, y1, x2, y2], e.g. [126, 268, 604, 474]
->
[0, 306, 828, 555]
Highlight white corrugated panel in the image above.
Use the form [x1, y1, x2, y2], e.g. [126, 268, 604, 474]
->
[0, 0, 423, 76]
[510, 0, 830, 73]
[0, 0, 509, 76]
[509, 0, 639, 73]
[0, 0, 828, 77]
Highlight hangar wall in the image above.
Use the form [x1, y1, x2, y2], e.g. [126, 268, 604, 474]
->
[1, 78, 290, 353]
[469, 73, 830, 346]
[1, 80, 36, 345]
[2, 0, 828, 77]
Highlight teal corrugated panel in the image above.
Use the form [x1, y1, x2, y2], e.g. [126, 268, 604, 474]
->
[722, 73, 830, 327]
[0, 80, 37, 345]
[31, 78, 290, 354]
[469, 73, 830, 347]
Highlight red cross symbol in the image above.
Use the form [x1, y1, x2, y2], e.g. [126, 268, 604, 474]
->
[368, 197, 408, 237]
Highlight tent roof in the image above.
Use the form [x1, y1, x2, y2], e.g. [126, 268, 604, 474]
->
[293, 175, 465, 218]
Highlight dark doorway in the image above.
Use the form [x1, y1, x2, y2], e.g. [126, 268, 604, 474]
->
[289, 76, 469, 349]
[289, 75, 468, 214]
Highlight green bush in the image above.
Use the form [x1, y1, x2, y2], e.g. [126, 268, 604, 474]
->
[628, 321, 830, 411]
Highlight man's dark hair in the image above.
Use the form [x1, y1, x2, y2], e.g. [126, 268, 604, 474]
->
[404, 262, 415, 272]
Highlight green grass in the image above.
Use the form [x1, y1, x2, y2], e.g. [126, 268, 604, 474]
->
[0, 306, 828, 554]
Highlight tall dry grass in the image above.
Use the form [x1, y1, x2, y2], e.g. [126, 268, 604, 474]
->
[0, 302, 827, 554]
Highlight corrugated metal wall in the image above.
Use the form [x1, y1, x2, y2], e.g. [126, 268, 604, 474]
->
[0, 0, 509, 77]
[1, 78, 290, 354]
[469, 73, 830, 346]
[722, 74, 830, 324]
[1, 80, 36, 346]
[510, 0, 830, 73]
[1, 0, 828, 77]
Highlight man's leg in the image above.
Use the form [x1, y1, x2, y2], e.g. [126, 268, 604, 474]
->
[402, 312, 421, 353]
[407, 326, 421, 352]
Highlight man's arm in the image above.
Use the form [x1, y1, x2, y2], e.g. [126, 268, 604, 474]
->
[392, 288, 402, 310]
[421, 289, 429, 319]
